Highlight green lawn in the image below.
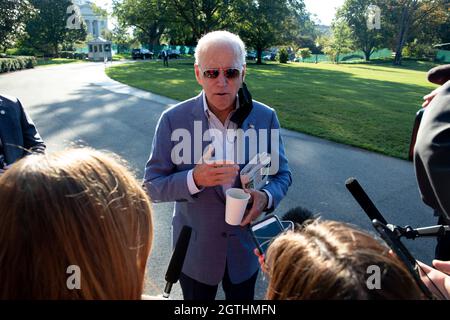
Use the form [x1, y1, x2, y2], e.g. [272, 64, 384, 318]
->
[112, 53, 132, 61]
[36, 58, 84, 66]
[106, 58, 439, 159]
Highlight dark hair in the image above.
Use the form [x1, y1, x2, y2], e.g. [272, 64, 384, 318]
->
[265, 220, 424, 300]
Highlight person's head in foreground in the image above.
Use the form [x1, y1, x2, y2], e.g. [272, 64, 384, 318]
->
[0, 148, 153, 299]
[264, 220, 424, 300]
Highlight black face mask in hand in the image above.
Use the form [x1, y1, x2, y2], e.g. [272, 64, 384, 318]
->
[231, 82, 253, 128]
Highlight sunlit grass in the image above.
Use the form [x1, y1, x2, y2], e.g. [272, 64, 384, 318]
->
[106, 58, 439, 159]
[36, 58, 84, 66]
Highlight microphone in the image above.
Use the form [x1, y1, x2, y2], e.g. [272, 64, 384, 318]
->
[345, 178, 388, 225]
[281, 206, 316, 226]
[163, 225, 192, 299]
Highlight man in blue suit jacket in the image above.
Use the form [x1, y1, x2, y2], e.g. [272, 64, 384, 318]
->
[144, 31, 291, 300]
[0, 94, 45, 174]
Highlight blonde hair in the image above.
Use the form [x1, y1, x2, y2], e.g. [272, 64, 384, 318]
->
[265, 220, 424, 300]
[195, 30, 247, 67]
[0, 148, 153, 299]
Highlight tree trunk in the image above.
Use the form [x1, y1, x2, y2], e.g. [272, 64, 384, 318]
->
[364, 49, 371, 61]
[394, 4, 413, 66]
[394, 26, 409, 65]
[256, 47, 263, 65]
[54, 43, 59, 57]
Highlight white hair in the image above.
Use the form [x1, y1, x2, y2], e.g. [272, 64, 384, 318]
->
[194, 30, 247, 67]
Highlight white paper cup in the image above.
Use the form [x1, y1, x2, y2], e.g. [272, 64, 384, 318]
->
[225, 188, 251, 226]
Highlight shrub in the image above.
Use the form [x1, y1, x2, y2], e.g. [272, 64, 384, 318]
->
[59, 51, 75, 59]
[403, 40, 437, 61]
[297, 48, 312, 61]
[0, 56, 37, 73]
[6, 47, 38, 56]
[341, 54, 365, 62]
[73, 52, 87, 60]
[278, 47, 289, 64]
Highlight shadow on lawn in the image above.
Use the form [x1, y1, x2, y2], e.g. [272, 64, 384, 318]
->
[108, 59, 435, 159]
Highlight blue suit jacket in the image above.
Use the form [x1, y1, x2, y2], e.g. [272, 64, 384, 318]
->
[144, 92, 291, 285]
[0, 94, 45, 165]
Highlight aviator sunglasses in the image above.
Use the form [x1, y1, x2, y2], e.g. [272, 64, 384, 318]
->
[201, 67, 242, 79]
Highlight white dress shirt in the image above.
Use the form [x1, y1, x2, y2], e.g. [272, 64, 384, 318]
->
[186, 92, 273, 209]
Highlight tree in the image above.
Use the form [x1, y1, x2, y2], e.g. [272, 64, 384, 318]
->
[111, 25, 133, 53]
[91, 3, 108, 19]
[297, 47, 312, 60]
[278, 47, 289, 63]
[101, 29, 113, 41]
[337, 0, 392, 61]
[320, 18, 353, 63]
[286, 1, 318, 51]
[233, 0, 309, 64]
[163, 22, 198, 46]
[113, 0, 169, 48]
[407, 0, 449, 54]
[437, 12, 450, 44]
[166, 0, 233, 42]
[387, 0, 448, 65]
[23, 0, 87, 55]
[0, 0, 37, 52]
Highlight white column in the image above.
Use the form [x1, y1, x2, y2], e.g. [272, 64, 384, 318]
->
[93, 20, 98, 37]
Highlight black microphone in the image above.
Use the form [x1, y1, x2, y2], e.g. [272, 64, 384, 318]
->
[281, 206, 317, 226]
[163, 225, 192, 299]
[345, 178, 388, 225]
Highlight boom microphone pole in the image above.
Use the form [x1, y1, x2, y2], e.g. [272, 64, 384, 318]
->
[345, 177, 450, 299]
[163, 225, 192, 299]
[345, 178, 387, 225]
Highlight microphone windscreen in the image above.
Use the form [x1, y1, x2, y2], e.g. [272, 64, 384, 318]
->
[345, 178, 388, 225]
[427, 64, 450, 85]
[281, 206, 316, 226]
[165, 225, 192, 284]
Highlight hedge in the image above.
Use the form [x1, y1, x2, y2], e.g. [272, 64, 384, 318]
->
[0, 56, 37, 73]
[59, 51, 87, 60]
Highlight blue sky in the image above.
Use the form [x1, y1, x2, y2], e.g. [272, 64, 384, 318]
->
[95, 0, 345, 27]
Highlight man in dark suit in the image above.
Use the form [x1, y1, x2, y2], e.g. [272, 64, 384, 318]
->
[162, 50, 169, 67]
[0, 94, 46, 174]
[414, 65, 450, 260]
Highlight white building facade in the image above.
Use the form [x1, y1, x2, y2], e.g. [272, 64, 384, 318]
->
[74, 0, 108, 38]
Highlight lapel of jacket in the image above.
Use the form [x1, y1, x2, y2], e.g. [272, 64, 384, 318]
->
[237, 112, 256, 173]
[190, 92, 226, 203]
